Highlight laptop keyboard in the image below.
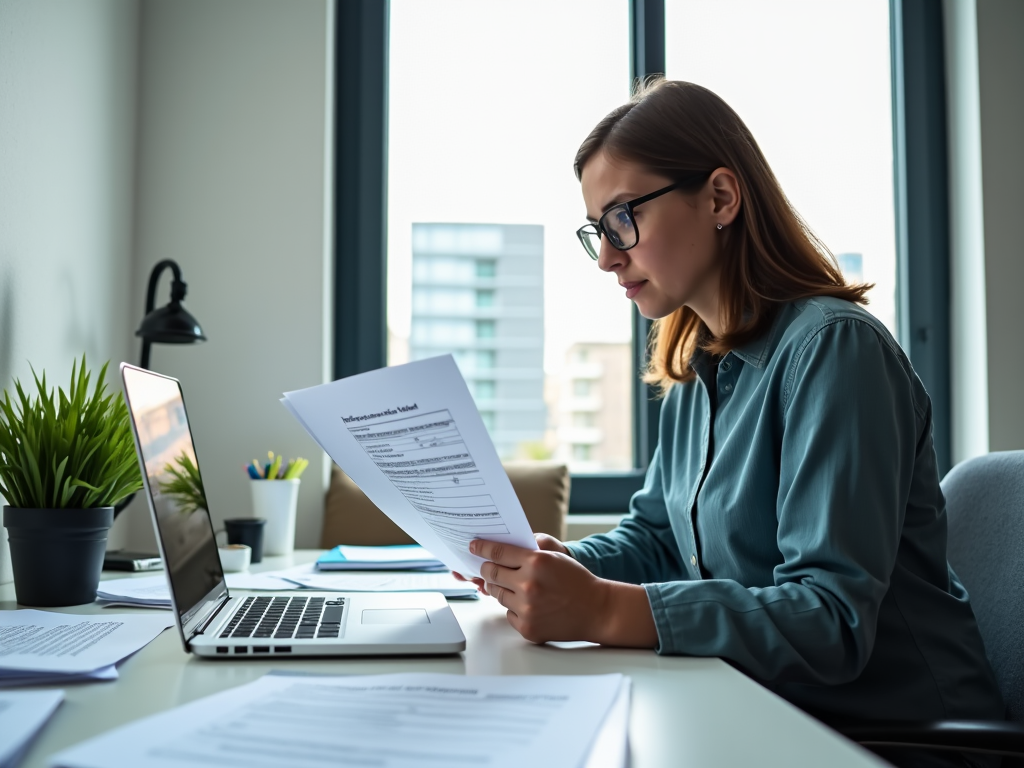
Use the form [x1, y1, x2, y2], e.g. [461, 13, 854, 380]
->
[219, 596, 345, 641]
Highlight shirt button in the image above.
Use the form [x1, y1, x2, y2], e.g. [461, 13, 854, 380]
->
[690, 554, 697, 567]
[724, 383, 733, 392]
[720, 361, 732, 372]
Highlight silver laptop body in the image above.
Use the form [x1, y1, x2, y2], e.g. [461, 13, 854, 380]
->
[120, 363, 466, 658]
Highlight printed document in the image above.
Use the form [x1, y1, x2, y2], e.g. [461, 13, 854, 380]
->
[0, 610, 171, 681]
[51, 672, 628, 768]
[282, 355, 537, 577]
[0, 689, 64, 768]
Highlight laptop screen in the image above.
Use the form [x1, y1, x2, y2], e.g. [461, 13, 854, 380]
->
[121, 365, 226, 626]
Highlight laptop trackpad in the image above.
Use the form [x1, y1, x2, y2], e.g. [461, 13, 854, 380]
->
[361, 609, 430, 625]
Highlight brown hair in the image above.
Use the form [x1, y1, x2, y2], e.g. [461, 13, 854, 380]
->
[575, 78, 872, 390]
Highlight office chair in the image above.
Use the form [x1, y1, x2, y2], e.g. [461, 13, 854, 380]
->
[837, 450, 1024, 760]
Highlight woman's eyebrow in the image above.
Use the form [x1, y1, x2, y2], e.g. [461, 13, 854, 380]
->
[585, 191, 641, 223]
[600, 191, 640, 212]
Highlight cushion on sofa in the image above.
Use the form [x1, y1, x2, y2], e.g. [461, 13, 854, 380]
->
[320, 461, 570, 548]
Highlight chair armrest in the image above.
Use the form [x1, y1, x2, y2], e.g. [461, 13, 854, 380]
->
[835, 719, 1024, 757]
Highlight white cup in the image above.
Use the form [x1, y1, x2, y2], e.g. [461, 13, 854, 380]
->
[250, 479, 300, 556]
[219, 544, 251, 572]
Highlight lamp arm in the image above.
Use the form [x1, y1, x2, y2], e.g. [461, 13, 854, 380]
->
[144, 260, 184, 315]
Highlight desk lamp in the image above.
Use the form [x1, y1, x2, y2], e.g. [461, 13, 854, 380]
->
[136, 259, 207, 370]
[112, 260, 206, 522]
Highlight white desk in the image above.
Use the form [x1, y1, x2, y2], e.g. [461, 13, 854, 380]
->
[3, 551, 885, 768]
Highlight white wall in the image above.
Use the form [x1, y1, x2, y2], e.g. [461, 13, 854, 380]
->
[0, 0, 139, 560]
[944, 0, 1024, 464]
[0, 0, 137, 406]
[120, 0, 334, 550]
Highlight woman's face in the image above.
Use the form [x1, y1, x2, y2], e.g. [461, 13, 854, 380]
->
[580, 150, 737, 322]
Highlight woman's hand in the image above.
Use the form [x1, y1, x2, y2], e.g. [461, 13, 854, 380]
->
[464, 536, 659, 648]
[452, 533, 567, 595]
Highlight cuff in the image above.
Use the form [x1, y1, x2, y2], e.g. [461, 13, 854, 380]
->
[643, 583, 674, 655]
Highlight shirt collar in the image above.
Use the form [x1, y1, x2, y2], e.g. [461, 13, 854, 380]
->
[725, 307, 787, 369]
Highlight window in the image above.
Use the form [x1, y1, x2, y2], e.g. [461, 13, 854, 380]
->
[573, 379, 592, 398]
[475, 380, 497, 400]
[475, 320, 496, 339]
[387, 0, 632, 469]
[572, 444, 592, 462]
[340, 0, 914, 508]
[479, 411, 496, 431]
[665, 0, 897, 334]
[573, 412, 595, 428]
[475, 350, 496, 370]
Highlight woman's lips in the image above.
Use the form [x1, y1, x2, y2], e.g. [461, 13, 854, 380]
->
[621, 280, 647, 299]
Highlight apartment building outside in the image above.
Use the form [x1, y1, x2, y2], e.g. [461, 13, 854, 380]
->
[555, 342, 633, 472]
[409, 223, 545, 460]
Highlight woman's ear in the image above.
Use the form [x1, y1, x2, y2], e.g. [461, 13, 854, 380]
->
[709, 168, 741, 227]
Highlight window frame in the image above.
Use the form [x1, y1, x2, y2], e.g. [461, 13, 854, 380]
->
[334, 0, 950, 513]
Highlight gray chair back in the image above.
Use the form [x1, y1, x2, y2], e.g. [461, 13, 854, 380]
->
[942, 450, 1024, 721]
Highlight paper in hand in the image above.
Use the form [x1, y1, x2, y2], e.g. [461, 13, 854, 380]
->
[282, 355, 537, 577]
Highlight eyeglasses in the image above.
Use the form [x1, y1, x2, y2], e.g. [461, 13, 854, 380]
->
[576, 172, 712, 261]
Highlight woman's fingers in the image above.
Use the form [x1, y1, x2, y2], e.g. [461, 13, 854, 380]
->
[469, 539, 531, 567]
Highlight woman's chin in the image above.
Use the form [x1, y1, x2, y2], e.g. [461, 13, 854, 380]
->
[633, 296, 679, 321]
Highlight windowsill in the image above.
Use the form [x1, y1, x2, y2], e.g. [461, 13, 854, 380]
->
[566, 513, 626, 541]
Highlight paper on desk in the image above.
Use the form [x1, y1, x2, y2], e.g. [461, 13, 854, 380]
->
[0, 610, 171, 678]
[96, 573, 304, 608]
[52, 672, 627, 768]
[99, 568, 479, 600]
[0, 665, 117, 689]
[282, 355, 537, 578]
[281, 568, 479, 599]
[0, 689, 64, 768]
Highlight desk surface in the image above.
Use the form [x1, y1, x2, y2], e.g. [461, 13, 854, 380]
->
[3, 551, 885, 768]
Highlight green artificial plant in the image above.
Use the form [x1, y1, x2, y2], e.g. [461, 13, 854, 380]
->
[0, 355, 143, 509]
[157, 451, 207, 515]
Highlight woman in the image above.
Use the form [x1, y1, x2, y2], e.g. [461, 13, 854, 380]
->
[457, 80, 1003, 766]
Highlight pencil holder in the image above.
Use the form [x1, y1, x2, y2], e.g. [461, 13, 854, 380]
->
[250, 479, 300, 556]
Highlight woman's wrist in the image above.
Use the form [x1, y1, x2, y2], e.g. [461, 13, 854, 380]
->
[588, 580, 658, 649]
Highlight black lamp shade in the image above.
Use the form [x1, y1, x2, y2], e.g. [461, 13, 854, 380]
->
[135, 303, 206, 344]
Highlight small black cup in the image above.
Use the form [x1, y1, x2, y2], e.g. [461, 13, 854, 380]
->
[224, 517, 266, 563]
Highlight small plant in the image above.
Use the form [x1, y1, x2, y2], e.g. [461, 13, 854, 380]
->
[0, 356, 143, 509]
[158, 451, 207, 515]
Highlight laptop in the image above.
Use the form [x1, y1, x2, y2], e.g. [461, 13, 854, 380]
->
[120, 363, 467, 658]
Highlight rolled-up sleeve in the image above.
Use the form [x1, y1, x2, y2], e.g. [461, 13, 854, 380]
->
[643, 320, 919, 684]
[566, 444, 687, 585]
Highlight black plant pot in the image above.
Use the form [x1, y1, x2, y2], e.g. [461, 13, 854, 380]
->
[3, 506, 113, 607]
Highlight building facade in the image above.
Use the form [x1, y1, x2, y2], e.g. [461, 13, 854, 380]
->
[409, 223, 545, 460]
[555, 342, 633, 472]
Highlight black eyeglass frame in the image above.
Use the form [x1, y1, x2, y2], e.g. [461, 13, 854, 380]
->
[576, 171, 713, 260]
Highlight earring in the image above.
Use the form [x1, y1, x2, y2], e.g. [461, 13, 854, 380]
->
[716, 223, 723, 230]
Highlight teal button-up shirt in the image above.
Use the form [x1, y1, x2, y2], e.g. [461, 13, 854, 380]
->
[567, 297, 1003, 721]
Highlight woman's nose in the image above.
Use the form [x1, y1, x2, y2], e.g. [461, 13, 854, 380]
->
[596, 237, 626, 272]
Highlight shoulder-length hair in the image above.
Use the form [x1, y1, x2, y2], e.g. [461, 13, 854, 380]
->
[574, 78, 871, 391]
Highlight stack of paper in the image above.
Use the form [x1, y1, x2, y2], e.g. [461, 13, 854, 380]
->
[97, 565, 479, 606]
[95, 573, 300, 609]
[53, 672, 630, 768]
[316, 544, 445, 571]
[0, 610, 171, 687]
[0, 689, 64, 768]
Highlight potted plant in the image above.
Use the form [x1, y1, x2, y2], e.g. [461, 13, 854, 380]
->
[0, 356, 143, 606]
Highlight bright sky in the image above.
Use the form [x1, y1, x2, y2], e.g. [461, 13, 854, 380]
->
[387, 0, 895, 374]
